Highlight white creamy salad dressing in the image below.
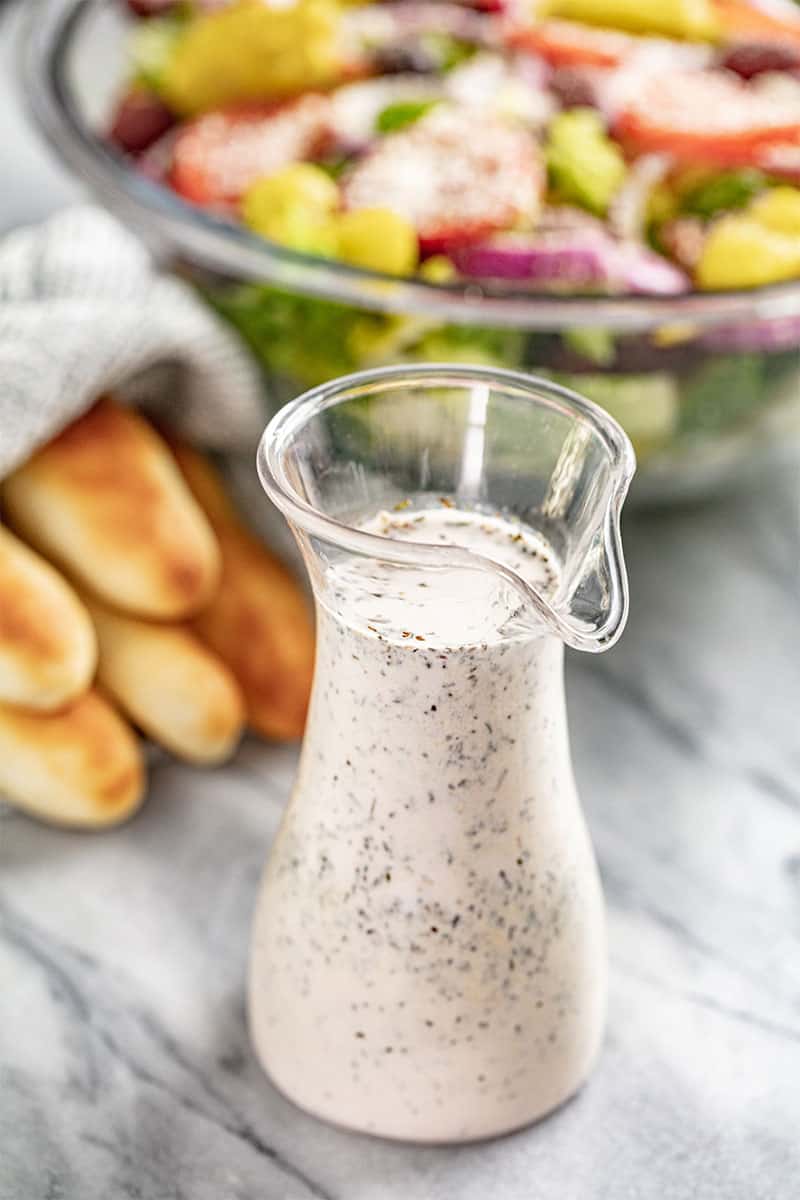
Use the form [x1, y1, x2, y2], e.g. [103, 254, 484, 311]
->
[250, 506, 607, 1142]
[324, 507, 559, 648]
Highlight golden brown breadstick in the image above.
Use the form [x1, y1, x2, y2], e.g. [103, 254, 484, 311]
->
[3, 398, 221, 620]
[169, 442, 314, 741]
[86, 596, 245, 765]
[0, 689, 145, 829]
[0, 525, 96, 710]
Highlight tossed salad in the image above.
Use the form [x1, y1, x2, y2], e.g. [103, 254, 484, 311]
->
[106, 0, 800, 489]
[111, 0, 800, 295]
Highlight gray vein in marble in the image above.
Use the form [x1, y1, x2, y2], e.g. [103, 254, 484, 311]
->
[586, 666, 707, 760]
[612, 951, 800, 1045]
[1, 894, 334, 1200]
[601, 863, 797, 1017]
[743, 766, 800, 813]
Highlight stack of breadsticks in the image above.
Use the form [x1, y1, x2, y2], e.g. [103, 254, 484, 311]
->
[0, 396, 314, 830]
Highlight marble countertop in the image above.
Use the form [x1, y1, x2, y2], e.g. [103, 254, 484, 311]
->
[1, 7, 799, 1197]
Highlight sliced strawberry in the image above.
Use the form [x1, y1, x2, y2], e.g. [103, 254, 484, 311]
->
[504, 19, 638, 68]
[341, 106, 543, 254]
[616, 71, 800, 166]
[169, 95, 334, 210]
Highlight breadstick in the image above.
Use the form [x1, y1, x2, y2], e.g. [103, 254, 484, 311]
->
[0, 525, 96, 710]
[0, 689, 145, 829]
[3, 398, 221, 619]
[170, 442, 314, 741]
[86, 596, 244, 765]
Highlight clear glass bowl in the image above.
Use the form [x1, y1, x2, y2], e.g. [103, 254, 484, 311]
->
[21, 0, 800, 502]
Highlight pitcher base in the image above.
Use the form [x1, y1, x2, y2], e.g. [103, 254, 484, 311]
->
[251, 1030, 602, 1145]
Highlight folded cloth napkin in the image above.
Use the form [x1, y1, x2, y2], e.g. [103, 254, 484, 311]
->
[0, 205, 266, 478]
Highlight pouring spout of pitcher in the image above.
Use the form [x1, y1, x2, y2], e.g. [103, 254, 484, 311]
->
[480, 498, 630, 655]
[493, 394, 635, 654]
[551, 487, 632, 653]
[405, 444, 633, 655]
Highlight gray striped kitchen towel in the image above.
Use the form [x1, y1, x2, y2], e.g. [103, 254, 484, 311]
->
[0, 205, 265, 477]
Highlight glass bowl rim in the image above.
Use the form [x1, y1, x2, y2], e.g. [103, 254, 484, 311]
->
[20, 0, 800, 332]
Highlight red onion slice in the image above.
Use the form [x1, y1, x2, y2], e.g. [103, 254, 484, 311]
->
[701, 316, 800, 353]
[450, 229, 689, 294]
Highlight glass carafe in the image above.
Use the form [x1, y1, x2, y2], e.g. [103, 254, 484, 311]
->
[251, 365, 635, 1143]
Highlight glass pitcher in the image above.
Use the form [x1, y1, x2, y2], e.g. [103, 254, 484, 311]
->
[250, 364, 635, 1143]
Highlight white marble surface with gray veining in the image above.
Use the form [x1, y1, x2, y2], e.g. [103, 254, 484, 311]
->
[1, 6, 799, 1196]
